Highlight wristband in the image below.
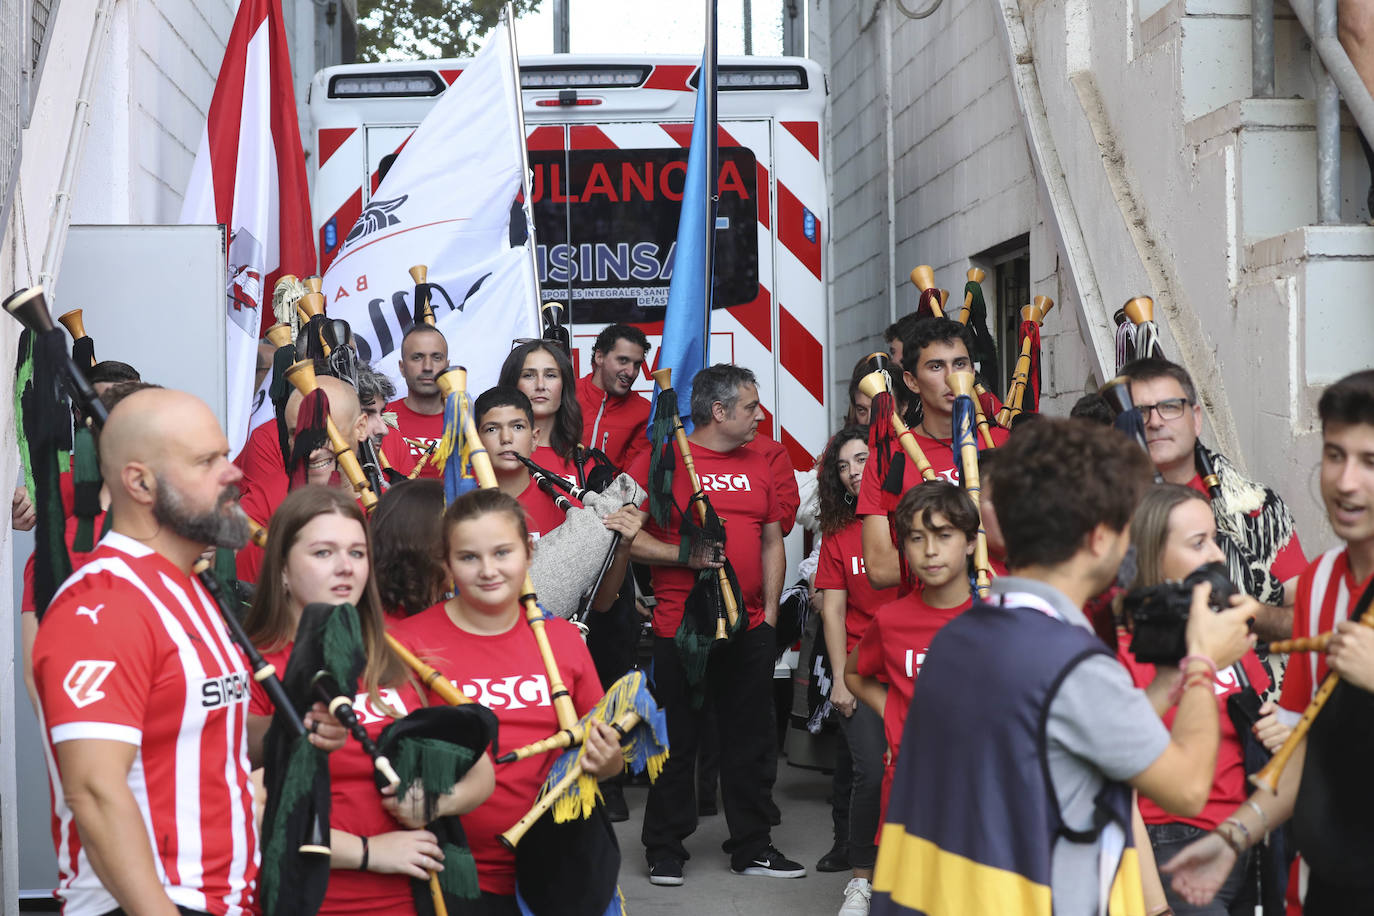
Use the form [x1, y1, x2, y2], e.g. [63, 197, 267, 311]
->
[1244, 799, 1269, 835]
[359, 834, 370, 871]
[1178, 654, 1218, 680]
[1215, 825, 1245, 858]
[1167, 671, 1215, 705]
[1223, 816, 1252, 849]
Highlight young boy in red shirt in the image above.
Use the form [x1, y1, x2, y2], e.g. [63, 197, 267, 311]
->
[475, 386, 576, 540]
[845, 480, 978, 823]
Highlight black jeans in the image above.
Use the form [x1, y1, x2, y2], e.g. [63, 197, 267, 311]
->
[1148, 822, 1255, 916]
[839, 702, 885, 869]
[642, 624, 776, 866]
[1304, 872, 1374, 915]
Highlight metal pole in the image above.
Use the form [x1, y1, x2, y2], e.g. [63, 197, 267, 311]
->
[504, 3, 547, 324]
[1315, 0, 1341, 223]
[703, 0, 719, 361]
[552, 0, 570, 53]
[1252, 0, 1275, 98]
[743, 0, 753, 54]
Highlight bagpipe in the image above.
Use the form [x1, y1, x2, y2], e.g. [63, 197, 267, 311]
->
[910, 264, 950, 318]
[1099, 374, 1155, 460]
[1251, 576, 1374, 795]
[2, 286, 332, 863]
[647, 367, 747, 665]
[541, 300, 571, 356]
[57, 308, 95, 368]
[996, 295, 1054, 427]
[519, 453, 646, 624]
[426, 364, 668, 914]
[949, 371, 996, 598]
[283, 358, 380, 512]
[858, 355, 938, 483]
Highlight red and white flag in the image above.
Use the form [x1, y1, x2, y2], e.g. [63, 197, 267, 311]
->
[181, 0, 315, 456]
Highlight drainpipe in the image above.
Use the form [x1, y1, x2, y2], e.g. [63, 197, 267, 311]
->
[37, 0, 116, 298]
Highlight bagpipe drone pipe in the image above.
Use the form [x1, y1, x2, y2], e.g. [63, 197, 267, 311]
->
[2, 287, 332, 876]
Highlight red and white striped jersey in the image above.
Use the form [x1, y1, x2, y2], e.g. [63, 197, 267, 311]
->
[32, 532, 257, 916]
[1278, 546, 1374, 714]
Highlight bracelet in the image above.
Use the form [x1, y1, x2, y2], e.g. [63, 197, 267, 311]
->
[1214, 824, 1245, 858]
[359, 834, 370, 872]
[1167, 671, 1215, 705]
[1223, 816, 1252, 849]
[1244, 799, 1269, 835]
[1178, 654, 1218, 679]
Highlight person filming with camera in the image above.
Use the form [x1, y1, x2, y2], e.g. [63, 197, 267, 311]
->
[870, 418, 1260, 916]
[1116, 485, 1291, 916]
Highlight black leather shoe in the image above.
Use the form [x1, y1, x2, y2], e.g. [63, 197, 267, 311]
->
[815, 844, 850, 873]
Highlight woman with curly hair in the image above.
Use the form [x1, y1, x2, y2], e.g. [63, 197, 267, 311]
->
[810, 424, 895, 913]
[498, 340, 583, 479]
[371, 479, 448, 618]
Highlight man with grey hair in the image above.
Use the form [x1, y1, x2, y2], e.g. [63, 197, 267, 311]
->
[628, 363, 802, 886]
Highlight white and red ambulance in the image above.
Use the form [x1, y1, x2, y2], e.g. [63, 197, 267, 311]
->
[307, 54, 831, 473]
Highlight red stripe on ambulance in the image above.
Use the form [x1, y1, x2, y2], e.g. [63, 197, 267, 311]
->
[644, 64, 696, 91]
[317, 128, 355, 168]
[776, 181, 822, 280]
[320, 188, 361, 270]
[781, 121, 820, 160]
[779, 304, 824, 404]
[727, 284, 771, 349]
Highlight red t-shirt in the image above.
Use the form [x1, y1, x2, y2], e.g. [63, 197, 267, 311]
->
[814, 520, 897, 652]
[854, 592, 971, 758]
[530, 445, 577, 483]
[386, 606, 603, 896]
[576, 373, 650, 470]
[743, 433, 802, 535]
[628, 441, 782, 638]
[1185, 474, 1307, 584]
[387, 398, 445, 480]
[1279, 547, 1373, 713]
[21, 471, 106, 614]
[514, 477, 575, 540]
[855, 426, 1010, 518]
[249, 644, 428, 915]
[33, 532, 257, 916]
[1117, 631, 1270, 830]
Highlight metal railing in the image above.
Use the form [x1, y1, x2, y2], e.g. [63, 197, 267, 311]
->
[1256, 0, 1374, 222]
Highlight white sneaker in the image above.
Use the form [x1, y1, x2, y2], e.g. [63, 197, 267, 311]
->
[838, 877, 871, 916]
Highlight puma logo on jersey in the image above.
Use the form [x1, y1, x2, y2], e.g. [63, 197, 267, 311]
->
[461, 674, 551, 710]
[698, 473, 753, 493]
[63, 660, 116, 708]
[75, 604, 104, 624]
[200, 672, 252, 710]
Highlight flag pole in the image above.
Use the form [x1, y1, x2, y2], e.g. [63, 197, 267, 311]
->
[504, 2, 545, 332]
[701, 0, 720, 371]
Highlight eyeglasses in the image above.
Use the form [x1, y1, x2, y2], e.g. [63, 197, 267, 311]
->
[1137, 397, 1190, 421]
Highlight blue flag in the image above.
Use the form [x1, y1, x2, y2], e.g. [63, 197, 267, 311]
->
[652, 48, 717, 434]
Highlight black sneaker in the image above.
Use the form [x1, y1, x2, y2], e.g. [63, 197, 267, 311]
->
[731, 846, 807, 878]
[602, 781, 629, 823]
[815, 842, 850, 872]
[648, 858, 684, 886]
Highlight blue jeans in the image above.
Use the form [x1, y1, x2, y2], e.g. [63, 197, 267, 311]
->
[1149, 822, 1255, 916]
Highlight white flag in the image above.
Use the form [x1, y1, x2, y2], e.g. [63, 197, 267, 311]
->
[322, 19, 539, 397]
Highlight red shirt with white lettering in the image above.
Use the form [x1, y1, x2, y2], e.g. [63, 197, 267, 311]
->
[387, 607, 602, 896]
[250, 644, 427, 915]
[855, 592, 972, 757]
[628, 441, 781, 638]
[855, 426, 1010, 519]
[33, 532, 257, 916]
[1118, 631, 1270, 830]
[814, 520, 897, 652]
[387, 399, 445, 480]
[1280, 547, 1374, 713]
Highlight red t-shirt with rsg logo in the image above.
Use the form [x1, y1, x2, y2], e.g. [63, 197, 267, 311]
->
[387, 607, 602, 896]
[629, 441, 783, 638]
[814, 519, 897, 651]
[855, 427, 1010, 519]
[386, 398, 445, 479]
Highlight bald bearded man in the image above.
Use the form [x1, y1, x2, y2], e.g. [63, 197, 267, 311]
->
[31, 388, 344, 916]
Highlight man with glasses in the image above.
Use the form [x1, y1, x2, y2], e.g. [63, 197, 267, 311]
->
[1120, 358, 1306, 640]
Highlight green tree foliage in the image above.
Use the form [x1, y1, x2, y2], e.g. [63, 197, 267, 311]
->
[356, 0, 541, 62]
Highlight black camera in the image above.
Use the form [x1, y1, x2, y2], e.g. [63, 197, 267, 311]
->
[1122, 561, 1238, 665]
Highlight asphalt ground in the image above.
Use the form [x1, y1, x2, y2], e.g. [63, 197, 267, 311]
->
[614, 759, 855, 916]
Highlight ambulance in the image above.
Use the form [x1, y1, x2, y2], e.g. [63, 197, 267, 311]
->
[307, 54, 832, 474]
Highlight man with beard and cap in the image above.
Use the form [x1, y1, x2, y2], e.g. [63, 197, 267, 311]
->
[31, 387, 345, 916]
[386, 324, 448, 479]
